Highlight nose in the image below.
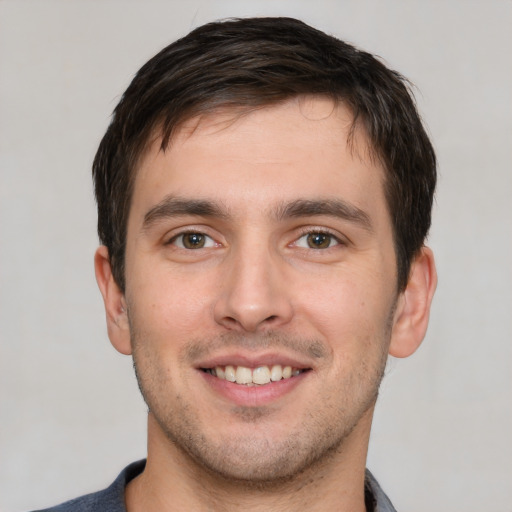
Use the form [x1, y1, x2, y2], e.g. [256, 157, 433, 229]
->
[213, 242, 294, 333]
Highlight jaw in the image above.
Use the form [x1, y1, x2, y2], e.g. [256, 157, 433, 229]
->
[132, 341, 382, 512]
[136, 402, 376, 512]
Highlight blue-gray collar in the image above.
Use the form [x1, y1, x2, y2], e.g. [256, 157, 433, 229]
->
[365, 469, 397, 512]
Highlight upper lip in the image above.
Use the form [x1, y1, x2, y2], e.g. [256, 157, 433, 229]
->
[195, 351, 315, 370]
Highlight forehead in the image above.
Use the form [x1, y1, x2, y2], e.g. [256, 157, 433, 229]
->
[173, 97, 371, 161]
[130, 97, 386, 220]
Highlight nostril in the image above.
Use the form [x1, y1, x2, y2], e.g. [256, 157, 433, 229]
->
[218, 314, 280, 332]
[223, 317, 240, 328]
[214, 291, 294, 332]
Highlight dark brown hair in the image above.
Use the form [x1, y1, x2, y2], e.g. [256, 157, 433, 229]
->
[93, 17, 436, 292]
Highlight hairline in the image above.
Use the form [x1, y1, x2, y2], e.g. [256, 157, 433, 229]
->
[135, 94, 382, 182]
[117, 94, 403, 290]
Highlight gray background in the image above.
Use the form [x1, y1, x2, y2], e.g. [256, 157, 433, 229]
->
[1, 1, 511, 511]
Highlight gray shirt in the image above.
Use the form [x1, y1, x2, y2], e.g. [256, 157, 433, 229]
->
[33, 460, 397, 512]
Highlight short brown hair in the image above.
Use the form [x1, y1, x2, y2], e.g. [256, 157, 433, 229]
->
[93, 17, 436, 292]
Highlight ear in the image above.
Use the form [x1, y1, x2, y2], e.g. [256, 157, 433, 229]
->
[389, 246, 437, 358]
[94, 246, 132, 355]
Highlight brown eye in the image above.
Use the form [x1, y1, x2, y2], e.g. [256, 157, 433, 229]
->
[183, 233, 205, 249]
[294, 232, 339, 250]
[293, 231, 341, 250]
[306, 233, 333, 249]
[173, 232, 215, 249]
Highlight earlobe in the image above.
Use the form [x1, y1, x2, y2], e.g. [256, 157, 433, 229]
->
[94, 246, 132, 355]
[389, 247, 437, 358]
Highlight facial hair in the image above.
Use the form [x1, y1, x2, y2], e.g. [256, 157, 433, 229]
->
[130, 324, 391, 487]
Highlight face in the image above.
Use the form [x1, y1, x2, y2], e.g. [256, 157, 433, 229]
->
[119, 98, 402, 482]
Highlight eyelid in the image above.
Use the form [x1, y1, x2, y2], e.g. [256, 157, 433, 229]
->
[163, 225, 347, 249]
[294, 225, 344, 238]
[291, 227, 347, 249]
[165, 228, 218, 248]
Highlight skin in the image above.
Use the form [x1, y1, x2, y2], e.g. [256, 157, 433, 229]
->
[95, 97, 437, 511]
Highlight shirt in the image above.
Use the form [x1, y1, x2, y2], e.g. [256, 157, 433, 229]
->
[33, 460, 397, 512]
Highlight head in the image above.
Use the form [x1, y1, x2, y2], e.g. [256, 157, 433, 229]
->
[93, 17, 437, 489]
[93, 16, 436, 294]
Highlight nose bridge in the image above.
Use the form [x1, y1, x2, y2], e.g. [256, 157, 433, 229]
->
[214, 234, 293, 332]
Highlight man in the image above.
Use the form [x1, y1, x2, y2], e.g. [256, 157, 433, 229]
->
[36, 16, 437, 512]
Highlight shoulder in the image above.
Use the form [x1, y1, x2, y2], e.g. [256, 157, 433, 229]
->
[365, 469, 397, 512]
[30, 460, 146, 512]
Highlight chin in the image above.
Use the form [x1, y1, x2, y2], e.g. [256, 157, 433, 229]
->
[150, 397, 374, 487]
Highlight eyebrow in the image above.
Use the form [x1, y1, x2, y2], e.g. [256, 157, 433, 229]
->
[275, 198, 373, 232]
[142, 196, 229, 230]
[142, 195, 372, 232]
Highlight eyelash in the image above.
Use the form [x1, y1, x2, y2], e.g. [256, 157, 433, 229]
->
[167, 230, 217, 249]
[166, 227, 344, 251]
[292, 228, 344, 250]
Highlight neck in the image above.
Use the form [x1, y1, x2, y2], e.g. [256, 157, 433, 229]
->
[126, 410, 373, 512]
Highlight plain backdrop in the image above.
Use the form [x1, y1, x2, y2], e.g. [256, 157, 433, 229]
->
[1, 1, 511, 511]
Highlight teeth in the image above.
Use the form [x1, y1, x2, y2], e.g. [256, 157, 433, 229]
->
[252, 366, 271, 385]
[225, 365, 236, 382]
[209, 364, 302, 386]
[235, 366, 252, 385]
[270, 365, 282, 382]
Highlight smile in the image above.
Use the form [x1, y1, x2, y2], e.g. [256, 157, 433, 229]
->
[202, 364, 307, 386]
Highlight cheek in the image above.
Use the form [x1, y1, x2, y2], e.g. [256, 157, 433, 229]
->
[127, 271, 215, 344]
[296, 266, 394, 344]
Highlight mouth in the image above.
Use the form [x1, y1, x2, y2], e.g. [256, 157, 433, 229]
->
[201, 364, 310, 386]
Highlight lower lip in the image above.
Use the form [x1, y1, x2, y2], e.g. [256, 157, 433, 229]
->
[199, 370, 309, 407]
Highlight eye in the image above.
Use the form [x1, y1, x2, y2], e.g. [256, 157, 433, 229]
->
[171, 232, 216, 249]
[295, 232, 340, 249]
